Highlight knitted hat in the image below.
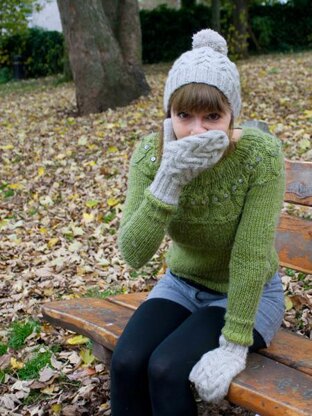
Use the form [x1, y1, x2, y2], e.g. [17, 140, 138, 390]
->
[163, 29, 241, 118]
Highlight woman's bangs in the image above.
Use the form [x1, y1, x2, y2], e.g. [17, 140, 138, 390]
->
[170, 83, 230, 115]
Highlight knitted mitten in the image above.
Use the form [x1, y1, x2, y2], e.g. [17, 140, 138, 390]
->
[149, 119, 229, 205]
[189, 335, 248, 403]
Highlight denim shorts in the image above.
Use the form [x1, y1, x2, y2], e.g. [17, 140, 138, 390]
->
[147, 269, 285, 346]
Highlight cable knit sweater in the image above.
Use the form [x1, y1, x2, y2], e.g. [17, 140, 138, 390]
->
[118, 127, 286, 346]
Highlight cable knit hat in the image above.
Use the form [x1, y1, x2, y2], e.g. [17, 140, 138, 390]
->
[163, 29, 241, 118]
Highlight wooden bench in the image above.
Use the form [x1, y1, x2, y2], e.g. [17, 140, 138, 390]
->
[42, 142, 312, 415]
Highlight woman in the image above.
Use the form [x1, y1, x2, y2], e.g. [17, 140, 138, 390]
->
[111, 29, 285, 416]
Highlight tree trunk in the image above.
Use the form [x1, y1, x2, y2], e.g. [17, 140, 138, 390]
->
[232, 0, 249, 58]
[211, 0, 220, 33]
[57, 0, 150, 115]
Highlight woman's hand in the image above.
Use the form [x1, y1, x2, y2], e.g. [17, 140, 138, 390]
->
[149, 119, 229, 205]
[189, 335, 248, 403]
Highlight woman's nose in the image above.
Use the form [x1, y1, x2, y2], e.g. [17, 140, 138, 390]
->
[190, 118, 207, 135]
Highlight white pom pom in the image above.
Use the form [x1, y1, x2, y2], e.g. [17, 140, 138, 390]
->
[192, 29, 228, 55]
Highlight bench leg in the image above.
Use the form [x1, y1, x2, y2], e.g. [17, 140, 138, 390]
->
[92, 342, 113, 366]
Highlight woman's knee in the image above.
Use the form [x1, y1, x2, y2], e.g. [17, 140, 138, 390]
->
[111, 348, 145, 380]
[148, 351, 178, 388]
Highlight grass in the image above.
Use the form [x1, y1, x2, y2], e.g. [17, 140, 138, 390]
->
[8, 320, 41, 350]
[84, 287, 124, 299]
[22, 390, 48, 406]
[0, 370, 6, 383]
[0, 74, 69, 97]
[0, 343, 8, 356]
[17, 350, 52, 380]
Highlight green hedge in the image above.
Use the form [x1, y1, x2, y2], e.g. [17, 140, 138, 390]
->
[0, 28, 64, 81]
[140, 4, 212, 63]
[140, 3, 312, 63]
[249, 3, 312, 52]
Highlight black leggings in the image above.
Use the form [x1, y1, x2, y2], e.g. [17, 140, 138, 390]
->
[110, 298, 266, 416]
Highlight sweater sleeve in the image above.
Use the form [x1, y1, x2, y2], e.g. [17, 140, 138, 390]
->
[118, 135, 178, 269]
[223, 144, 286, 346]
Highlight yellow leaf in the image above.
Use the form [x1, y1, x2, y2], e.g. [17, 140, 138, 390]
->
[51, 403, 62, 415]
[62, 293, 81, 300]
[38, 167, 45, 176]
[80, 348, 95, 365]
[107, 146, 118, 153]
[86, 199, 99, 208]
[78, 136, 88, 146]
[100, 403, 110, 410]
[41, 385, 55, 395]
[284, 295, 293, 311]
[8, 183, 24, 190]
[48, 238, 59, 249]
[68, 193, 79, 201]
[44, 288, 54, 296]
[298, 138, 310, 150]
[303, 110, 312, 118]
[107, 198, 119, 207]
[39, 227, 48, 234]
[106, 123, 117, 130]
[67, 335, 89, 345]
[85, 160, 96, 167]
[1, 144, 14, 150]
[83, 213, 94, 223]
[0, 219, 9, 229]
[10, 357, 24, 369]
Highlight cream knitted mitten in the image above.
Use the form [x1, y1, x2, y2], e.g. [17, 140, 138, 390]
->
[149, 119, 229, 205]
[189, 335, 248, 403]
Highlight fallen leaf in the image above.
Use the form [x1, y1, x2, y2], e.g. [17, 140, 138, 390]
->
[80, 348, 95, 365]
[67, 335, 89, 345]
[10, 357, 24, 370]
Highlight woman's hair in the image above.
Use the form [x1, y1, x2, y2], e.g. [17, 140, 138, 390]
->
[158, 83, 236, 158]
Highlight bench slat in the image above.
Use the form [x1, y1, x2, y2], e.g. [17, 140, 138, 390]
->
[109, 293, 312, 376]
[276, 213, 312, 274]
[229, 353, 312, 416]
[42, 297, 312, 416]
[285, 160, 312, 206]
[107, 291, 146, 310]
[43, 298, 132, 350]
[259, 329, 312, 377]
[42, 295, 312, 376]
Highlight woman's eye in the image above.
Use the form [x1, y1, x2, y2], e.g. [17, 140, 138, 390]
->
[206, 113, 220, 121]
[177, 112, 189, 119]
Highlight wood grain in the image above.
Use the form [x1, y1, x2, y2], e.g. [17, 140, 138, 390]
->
[229, 353, 312, 416]
[276, 214, 312, 274]
[285, 160, 312, 206]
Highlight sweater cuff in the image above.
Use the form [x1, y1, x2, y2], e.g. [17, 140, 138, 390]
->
[222, 316, 254, 346]
[144, 188, 178, 218]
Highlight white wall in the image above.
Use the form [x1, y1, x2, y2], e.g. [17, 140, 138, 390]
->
[139, 0, 180, 9]
[28, 0, 62, 32]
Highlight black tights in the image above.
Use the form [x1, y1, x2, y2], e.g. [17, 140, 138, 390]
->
[110, 298, 266, 416]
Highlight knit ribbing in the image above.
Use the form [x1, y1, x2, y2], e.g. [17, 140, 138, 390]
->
[118, 128, 286, 345]
[163, 29, 241, 117]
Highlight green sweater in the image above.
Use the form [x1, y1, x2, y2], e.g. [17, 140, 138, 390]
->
[118, 127, 286, 346]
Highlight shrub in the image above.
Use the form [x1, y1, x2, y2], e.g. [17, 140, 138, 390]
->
[0, 28, 64, 79]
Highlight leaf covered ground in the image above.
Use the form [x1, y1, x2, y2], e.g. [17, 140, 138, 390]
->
[0, 52, 311, 416]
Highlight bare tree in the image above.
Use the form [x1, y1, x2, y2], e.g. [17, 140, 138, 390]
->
[57, 0, 150, 115]
[232, 0, 249, 58]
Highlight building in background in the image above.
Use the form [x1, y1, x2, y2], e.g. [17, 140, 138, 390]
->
[28, 0, 207, 33]
[139, 0, 180, 9]
[28, 0, 62, 32]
